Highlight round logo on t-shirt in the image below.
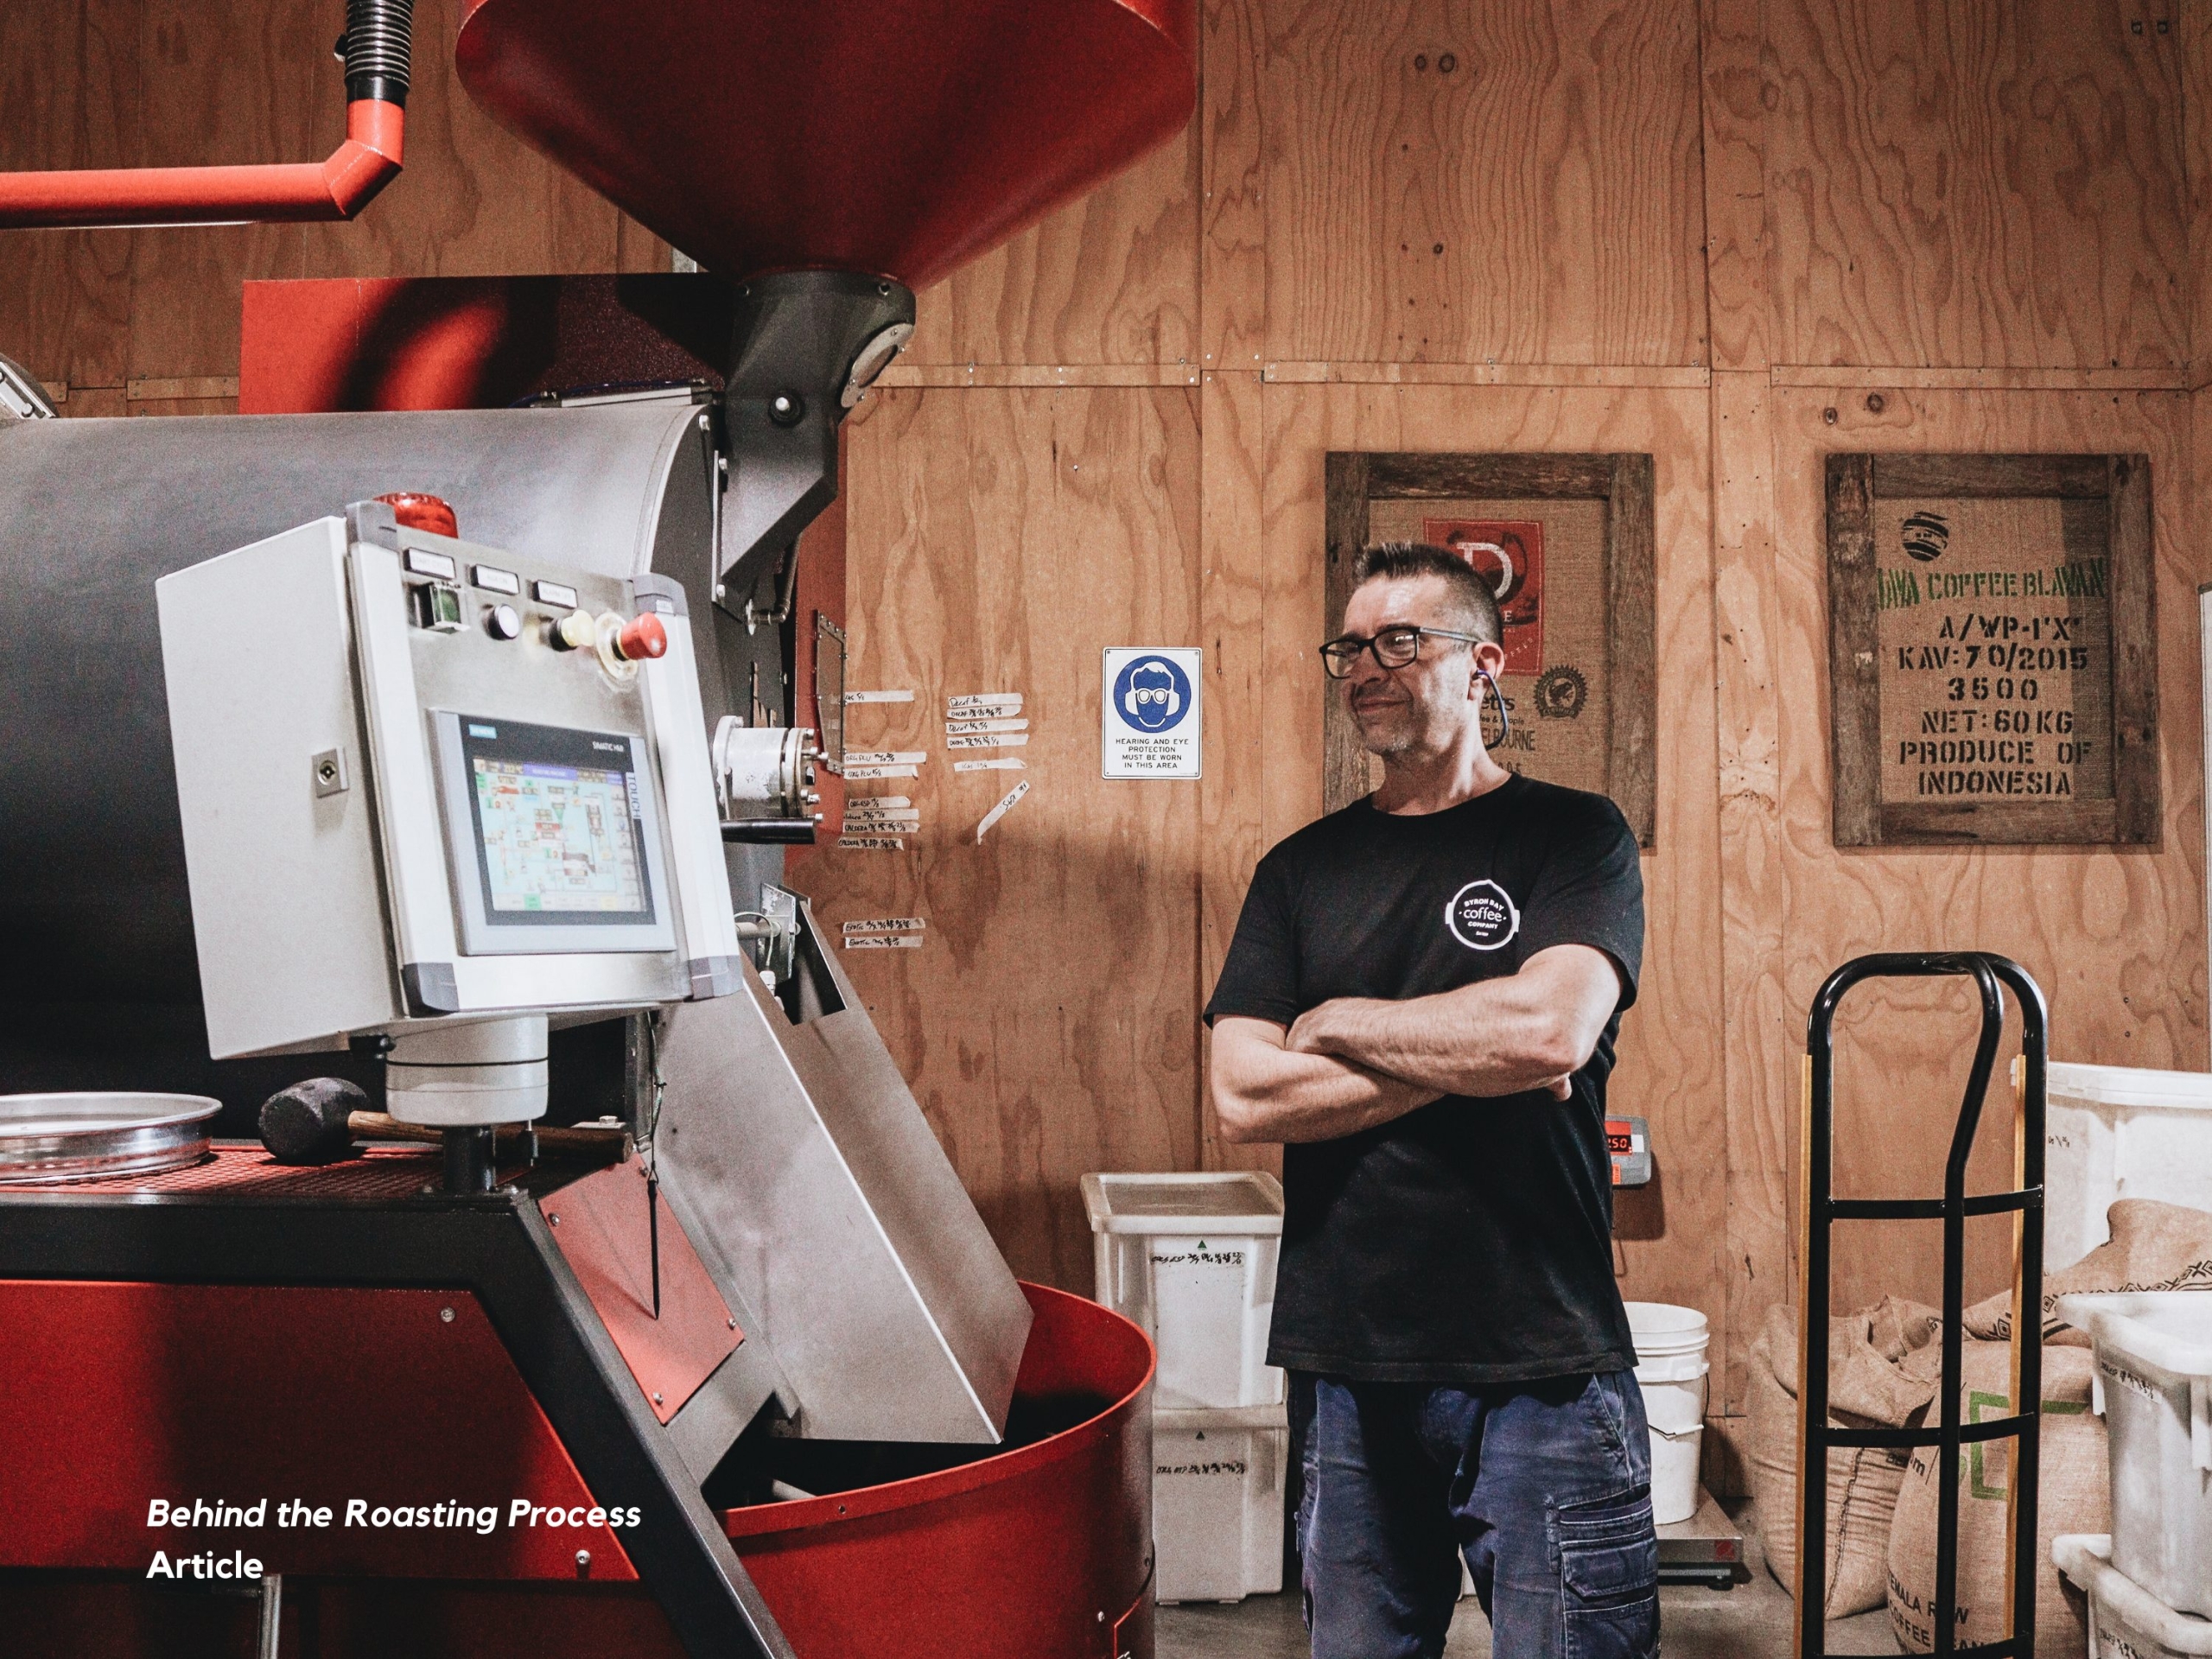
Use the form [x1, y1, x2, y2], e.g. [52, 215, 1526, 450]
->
[1445, 879, 1520, 950]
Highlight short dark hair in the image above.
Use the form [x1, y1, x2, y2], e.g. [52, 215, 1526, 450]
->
[1350, 541, 1503, 643]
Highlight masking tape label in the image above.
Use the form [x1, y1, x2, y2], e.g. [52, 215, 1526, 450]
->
[843, 934, 923, 949]
[953, 759, 1027, 772]
[844, 690, 914, 703]
[946, 733, 1028, 750]
[944, 717, 1029, 734]
[842, 765, 918, 779]
[845, 751, 927, 766]
[842, 918, 925, 935]
[976, 779, 1031, 843]
[836, 835, 906, 851]
[948, 692, 1022, 713]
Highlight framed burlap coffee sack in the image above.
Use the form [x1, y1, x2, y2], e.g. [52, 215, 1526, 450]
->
[1826, 454, 2158, 848]
[1322, 453, 1656, 846]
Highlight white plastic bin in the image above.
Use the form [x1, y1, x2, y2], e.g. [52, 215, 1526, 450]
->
[1624, 1300, 1709, 1526]
[2057, 1292, 2212, 1618]
[1082, 1171, 1286, 1409]
[2045, 1063, 2212, 1270]
[2054, 1535, 2212, 1659]
[1154, 1403, 1287, 1604]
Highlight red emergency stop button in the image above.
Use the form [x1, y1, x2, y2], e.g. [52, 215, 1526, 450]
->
[375, 492, 459, 537]
[615, 613, 668, 663]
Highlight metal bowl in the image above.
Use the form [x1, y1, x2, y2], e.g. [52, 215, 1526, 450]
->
[0, 1093, 221, 1185]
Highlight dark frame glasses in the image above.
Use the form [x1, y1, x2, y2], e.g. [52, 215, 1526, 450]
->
[1318, 624, 1486, 680]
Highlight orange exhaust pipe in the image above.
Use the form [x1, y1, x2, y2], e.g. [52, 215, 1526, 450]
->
[0, 1, 410, 231]
[0, 101, 404, 230]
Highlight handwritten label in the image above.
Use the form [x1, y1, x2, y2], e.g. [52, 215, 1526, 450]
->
[948, 692, 1022, 713]
[946, 733, 1029, 750]
[944, 717, 1029, 734]
[843, 690, 914, 704]
[842, 918, 925, 935]
[845, 750, 927, 766]
[843, 934, 922, 949]
[954, 758, 1027, 772]
[844, 794, 910, 810]
[836, 835, 906, 851]
[976, 779, 1031, 843]
[842, 765, 918, 780]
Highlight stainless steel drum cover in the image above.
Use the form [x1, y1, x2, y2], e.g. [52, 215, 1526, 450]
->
[0, 1093, 220, 1183]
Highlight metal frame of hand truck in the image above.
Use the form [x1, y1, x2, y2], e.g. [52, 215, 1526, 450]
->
[1795, 952, 2046, 1659]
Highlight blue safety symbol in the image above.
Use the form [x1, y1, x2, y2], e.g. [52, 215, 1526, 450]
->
[1111, 656, 1192, 734]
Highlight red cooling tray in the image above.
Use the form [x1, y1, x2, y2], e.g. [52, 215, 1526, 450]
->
[454, 0, 1194, 289]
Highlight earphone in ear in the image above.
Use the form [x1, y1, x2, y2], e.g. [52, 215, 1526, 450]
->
[1478, 668, 1510, 749]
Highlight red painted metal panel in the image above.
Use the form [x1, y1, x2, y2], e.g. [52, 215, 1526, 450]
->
[238, 275, 735, 415]
[540, 1161, 741, 1425]
[453, 0, 1195, 288]
[0, 1281, 637, 1581]
[0, 1283, 1153, 1659]
[723, 1284, 1155, 1659]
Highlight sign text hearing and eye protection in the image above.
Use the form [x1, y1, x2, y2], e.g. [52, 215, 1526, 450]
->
[1102, 647, 1202, 779]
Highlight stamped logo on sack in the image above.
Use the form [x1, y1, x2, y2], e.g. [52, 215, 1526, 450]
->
[1446, 880, 1520, 950]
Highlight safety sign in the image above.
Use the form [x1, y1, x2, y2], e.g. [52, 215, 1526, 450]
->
[1102, 646, 1202, 779]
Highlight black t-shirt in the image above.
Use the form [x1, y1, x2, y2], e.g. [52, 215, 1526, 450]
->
[1204, 774, 1644, 1384]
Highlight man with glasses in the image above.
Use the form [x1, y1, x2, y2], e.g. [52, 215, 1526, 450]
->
[1207, 541, 1654, 1659]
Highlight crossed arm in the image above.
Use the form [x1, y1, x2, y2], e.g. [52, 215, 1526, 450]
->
[1210, 944, 1624, 1145]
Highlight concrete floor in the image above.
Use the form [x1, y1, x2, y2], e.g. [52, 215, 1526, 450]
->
[1157, 1503, 1901, 1659]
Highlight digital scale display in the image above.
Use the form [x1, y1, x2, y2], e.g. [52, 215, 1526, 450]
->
[433, 713, 673, 956]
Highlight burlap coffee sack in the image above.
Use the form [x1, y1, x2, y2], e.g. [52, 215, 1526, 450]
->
[1963, 1198, 2212, 1343]
[1751, 1300, 1942, 1616]
[1886, 1344, 2103, 1659]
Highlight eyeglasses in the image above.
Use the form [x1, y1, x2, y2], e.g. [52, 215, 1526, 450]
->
[1318, 625, 1485, 679]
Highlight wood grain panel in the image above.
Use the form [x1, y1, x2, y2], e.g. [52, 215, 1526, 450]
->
[1762, 385, 2204, 1319]
[1200, 0, 1267, 372]
[1711, 369, 1793, 1420]
[297, 0, 623, 284]
[1766, 0, 2188, 370]
[901, 114, 1198, 368]
[1197, 370, 1279, 1176]
[785, 386, 1205, 1291]
[121, 0, 629, 383]
[124, 0, 325, 380]
[0, 0, 141, 389]
[1698, 0, 1770, 372]
[1258, 0, 1707, 366]
[2190, 4, 2212, 390]
[1258, 380, 1727, 1331]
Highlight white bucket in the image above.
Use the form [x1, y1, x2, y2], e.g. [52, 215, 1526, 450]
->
[1625, 1300, 1709, 1526]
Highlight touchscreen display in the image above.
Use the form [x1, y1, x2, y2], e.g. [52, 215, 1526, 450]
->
[455, 718, 657, 926]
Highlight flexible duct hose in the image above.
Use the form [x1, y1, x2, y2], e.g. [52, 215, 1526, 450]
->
[344, 0, 415, 107]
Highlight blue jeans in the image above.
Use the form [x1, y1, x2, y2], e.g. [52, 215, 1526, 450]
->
[1294, 1370, 1660, 1659]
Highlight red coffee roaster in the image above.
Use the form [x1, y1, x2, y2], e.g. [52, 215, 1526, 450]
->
[0, 4, 1192, 1655]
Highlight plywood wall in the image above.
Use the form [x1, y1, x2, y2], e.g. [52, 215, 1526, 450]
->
[10, 0, 2212, 1489]
[0, 0, 667, 416]
[818, 0, 2212, 1492]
